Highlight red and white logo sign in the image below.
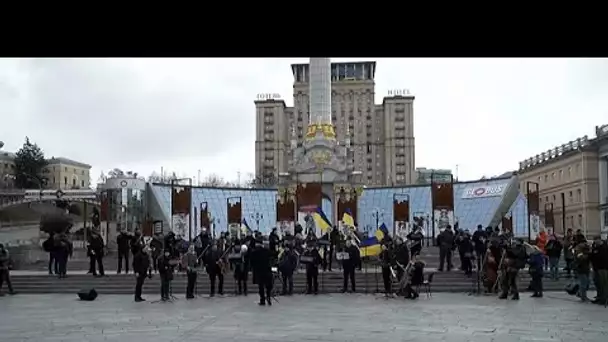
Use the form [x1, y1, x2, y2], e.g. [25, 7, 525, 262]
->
[462, 184, 506, 199]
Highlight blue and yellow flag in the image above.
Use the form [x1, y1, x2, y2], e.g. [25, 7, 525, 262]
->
[375, 223, 390, 241]
[312, 207, 332, 234]
[241, 218, 252, 235]
[359, 236, 382, 257]
[342, 208, 355, 228]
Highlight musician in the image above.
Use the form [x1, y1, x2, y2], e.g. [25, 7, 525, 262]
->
[250, 238, 274, 305]
[204, 242, 224, 297]
[302, 240, 322, 294]
[472, 225, 488, 264]
[437, 225, 455, 272]
[150, 233, 163, 273]
[498, 238, 527, 300]
[182, 245, 198, 299]
[133, 246, 151, 302]
[406, 225, 424, 258]
[116, 229, 132, 274]
[404, 256, 425, 299]
[459, 230, 474, 276]
[278, 244, 298, 295]
[341, 239, 360, 293]
[131, 229, 144, 256]
[231, 244, 249, 296]
[379, 242, 394, 296]
[326, 225, 340, 271]
[193, 229, 211, 265]
[164, 232, 179, 259]
[393, 237, 410, 286]
[563, 229, 575, 277]
[269, 228, 280, 255]
[157, 249, 175, 301]
[590, 235, 608, 305]
[88, 229, 105, 277]
[305, 229, 318, 245]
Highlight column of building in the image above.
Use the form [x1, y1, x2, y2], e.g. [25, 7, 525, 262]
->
[600, 156, 608, 231]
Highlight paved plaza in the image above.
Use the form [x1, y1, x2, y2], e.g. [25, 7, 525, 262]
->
[0, 292, 606, 342]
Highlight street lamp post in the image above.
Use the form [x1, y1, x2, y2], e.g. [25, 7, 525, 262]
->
[371, 209, 384, 231]
[251, 213, 263, 231]
[208, 213, 220, 240]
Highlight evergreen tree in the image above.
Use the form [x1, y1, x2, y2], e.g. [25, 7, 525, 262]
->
[14, 137, 48, 189]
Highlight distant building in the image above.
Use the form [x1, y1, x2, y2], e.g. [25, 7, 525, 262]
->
[255, 60, 416, 186]
[45, 157, 92, 190]
[517, 124, 608, 236]
[415, 167, 453, 184]
[0, 151, 91, 190]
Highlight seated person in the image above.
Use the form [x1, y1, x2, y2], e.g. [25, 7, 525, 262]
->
[404, 256, 426, 299]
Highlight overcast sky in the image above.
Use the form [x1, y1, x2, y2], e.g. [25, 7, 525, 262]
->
[0, 58, 607, 185]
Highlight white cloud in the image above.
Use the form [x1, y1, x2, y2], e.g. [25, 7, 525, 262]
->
[0, 58, 606, 184]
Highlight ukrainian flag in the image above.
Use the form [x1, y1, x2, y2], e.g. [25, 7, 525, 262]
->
[359, 236, 382, 257]
[241, 218, 253, 236]
[312, 207, 332, 234]
[375, 223, 390, 241]
[342, 208, 355, 229]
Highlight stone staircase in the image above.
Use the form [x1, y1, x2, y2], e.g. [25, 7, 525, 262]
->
[9, 268, 584, 296]
[8, 245, 588, 296]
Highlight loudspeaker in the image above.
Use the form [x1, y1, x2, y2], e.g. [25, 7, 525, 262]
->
[77, 288, 98, 301]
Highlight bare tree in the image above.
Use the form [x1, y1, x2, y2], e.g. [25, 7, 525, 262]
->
[201, 173, 226, 187]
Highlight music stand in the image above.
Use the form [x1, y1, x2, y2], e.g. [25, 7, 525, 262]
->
[269, 268, 281, 304]
[151, 278, 179, 304]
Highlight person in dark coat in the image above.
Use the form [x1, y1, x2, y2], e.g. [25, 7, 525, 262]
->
[472, 225, 488, 263]
[54, 233, 72, 279]
[545, 233, 563, 280]
[406, 226, 424, 258]
[0, 243, 16, 295]
[341, 239, 361, 293]
[157, 249, 174, 301]
[326, 226, 341, 271]
[132, 246, 151, 302]
[231, 244, 249, 296]
[149, 233, 163, 273]
[302, 240, 322, 294]
[437, 226, 455, 271]
[459, 230, 474, 276]
[131, 229, 145, 257]
[379, 242, 394, 296]
[590, 235, 608, 305]
[250, 238, 274, 305]
[116, 230, 132, 274]
[43, 233, 58, 275]
[204, 242, 224, 297]
[393, 237, 410, 289]
[88, 230, 105, 277]
[278, 244, 298, 295]
[528, 246, 544, 297]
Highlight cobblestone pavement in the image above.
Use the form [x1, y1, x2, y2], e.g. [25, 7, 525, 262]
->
[0, 292, 606, 342]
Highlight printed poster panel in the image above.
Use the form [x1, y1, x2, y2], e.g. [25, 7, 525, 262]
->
[433, 208, 454, 237]
[228, 223, 241, 240]
[277, 221, 294, 238]
[530, 213, 540, 236]
[297, 211, 323, 238]
[171, 213, 189, 240]
[394, 221, 411, 240]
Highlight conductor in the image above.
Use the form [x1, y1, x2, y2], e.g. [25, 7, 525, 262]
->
[250, 237, 274, 306]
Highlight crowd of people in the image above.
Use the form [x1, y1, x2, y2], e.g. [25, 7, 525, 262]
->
[2, 220, 608, 306]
